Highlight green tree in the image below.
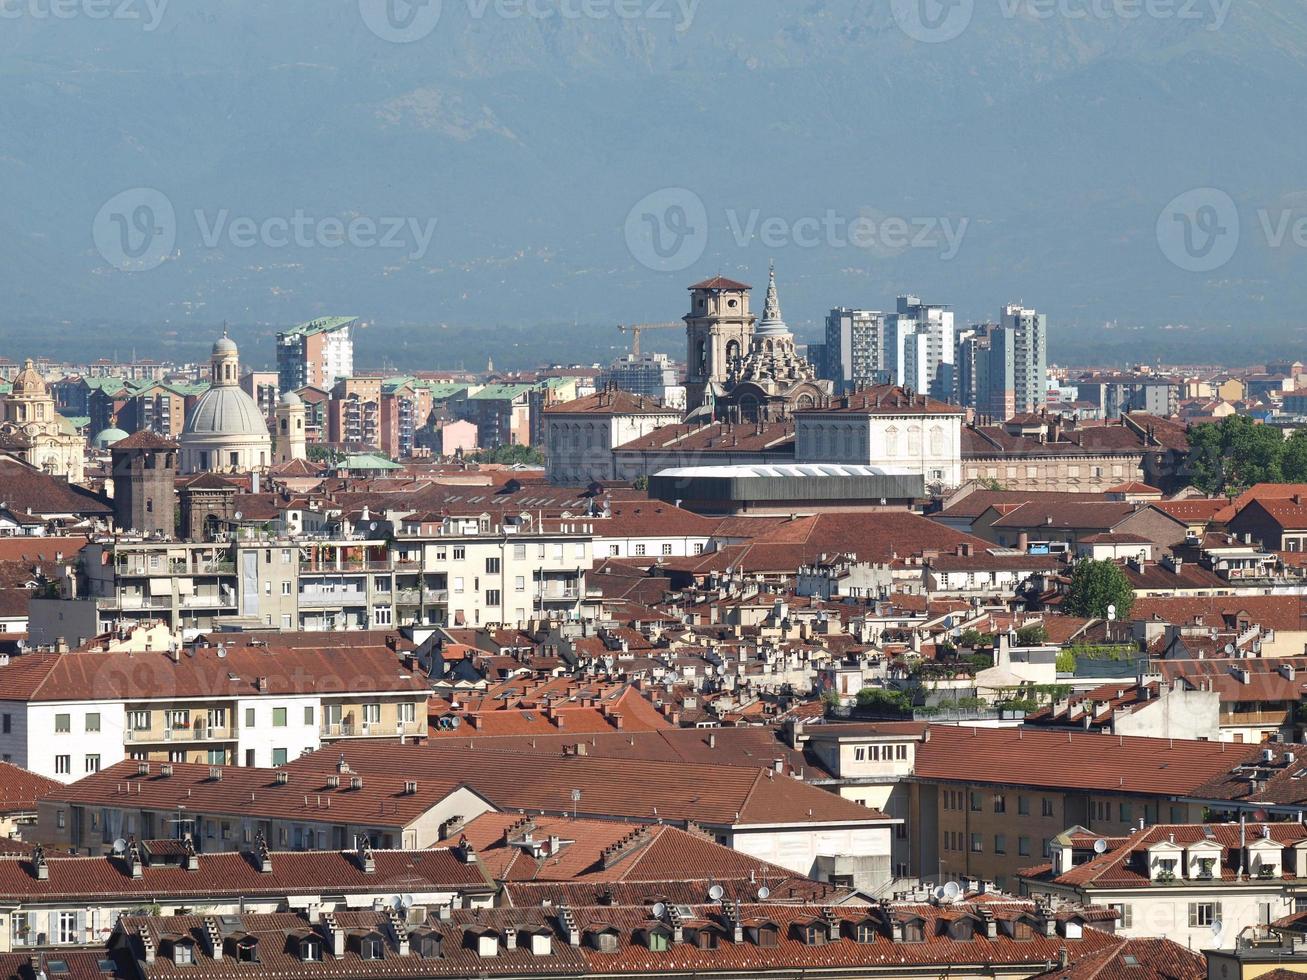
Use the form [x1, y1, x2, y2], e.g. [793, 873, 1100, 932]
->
[1015, 623, 1049, 646]
[855, 688, 913, 716]
[468, 444, 545, 466]
[1063, 559, 1136, 620]
[1183, 415, 1285, 495]
[1282, 430, 1307, 483]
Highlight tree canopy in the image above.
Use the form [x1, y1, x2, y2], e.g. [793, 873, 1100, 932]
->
[1062, 559, 1136, 620]
[1183, 415, 1306, 495]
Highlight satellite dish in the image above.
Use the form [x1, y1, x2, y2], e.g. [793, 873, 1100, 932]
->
[447, 716, 461, 729]
[391, 895, 405, 910]
[707, 884, 724, 901]
[1211, 920, 1223, 937]
[1093, 838, 1109, 854]
[943, 881, 963, 900]
[757, 886, 771, 900]
[652, 902, 667, 919]
[234, 511, 243, 521]
[933, 885, 948, 900]
[369, 522, 378, 531]
[111, 838, 127, 856]
[216, 644, 226, 659]
[1225, 643, 1235, 655]
[1106, 604, 1117, 621]
[402, 894, 416, 910]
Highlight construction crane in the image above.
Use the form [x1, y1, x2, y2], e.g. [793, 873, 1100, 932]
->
[617, 322, 682, 358]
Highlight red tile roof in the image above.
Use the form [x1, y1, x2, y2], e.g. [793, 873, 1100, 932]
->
[0, 761, 60, 814]
[0, 847, 493, 903]
[690, 276, 751, 290]
[915, 725, 1259, 796]
[290, 742, 889, 827]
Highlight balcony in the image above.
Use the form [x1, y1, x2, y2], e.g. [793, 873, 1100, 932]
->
[320, 720, 423, 739]
[299, 591, 368, 608]
[125, 725, 235, 743]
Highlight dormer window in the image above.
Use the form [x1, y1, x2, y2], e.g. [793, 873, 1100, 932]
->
[592, 930, 619, 953]
[415, 932, 442, 958]
[800, 924, 824, 946]
[1009, 918, 1035, 941]
[855, 923, 876, 944]
[170, 940, 195, 965]
[1156, 858, 1177, 881]
[695, 929, 719, 950]
[901, 919, 925, 943]
[948, 918, 976, 941]
[646, 929, 670, 952]
[299, 937, 323, 962]
[226, 936, 259, 964]
[1197, 857, 1216, 880]
[359, 934, 385, 961]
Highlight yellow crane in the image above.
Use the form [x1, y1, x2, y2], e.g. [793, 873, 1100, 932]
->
[617, 322, 682, 358]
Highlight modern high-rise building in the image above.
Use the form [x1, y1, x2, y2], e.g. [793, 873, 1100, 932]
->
[886, 296, 954, 401]
[1001, 303, 1048, 414]
[276, 316, 357, 393]
[823, 308, 888, 393]
[598, 352, 686, 409]
[956, 306, 1048, 421]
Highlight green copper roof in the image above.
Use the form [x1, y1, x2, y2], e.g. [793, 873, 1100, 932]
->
[470, 383, 534, 400]
[279, 316, 358, 339]
[340, 452, 401, 471]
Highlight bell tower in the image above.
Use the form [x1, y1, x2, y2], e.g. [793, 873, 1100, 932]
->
[684, 276, 755, 414]
[275, 391, 307, 465]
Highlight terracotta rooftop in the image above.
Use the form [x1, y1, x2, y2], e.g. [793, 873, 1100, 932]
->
[914, 725, 1261, 796]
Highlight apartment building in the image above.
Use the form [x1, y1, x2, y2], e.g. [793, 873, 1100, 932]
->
[823, 308, 889, 394]
[544, 389, 681, 484]
[1020, 822, 1307, 950]
[453, 384, 535, 449]
[327, 375, 383, 447]
[907, 726, 1262, 890]
[0, 844, 494, 952]
[37, 757, 493, 853]
[0, 634, 428, 780]
[276, 316, 356, 392]
[392, 514, 596, 628]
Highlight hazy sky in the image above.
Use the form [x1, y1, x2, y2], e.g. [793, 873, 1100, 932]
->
[3, 0, 1306, 362]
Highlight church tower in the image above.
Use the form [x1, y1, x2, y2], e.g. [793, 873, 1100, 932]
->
[110, 431, 178, 536]
[684, 276, 755, 414]
[275, 391, 307, 465]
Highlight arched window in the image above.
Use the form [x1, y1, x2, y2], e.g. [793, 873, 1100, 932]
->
[908, 425, 922, 456]
[930, 425, 945, 456]
[726, 339, 741, 363]
[885, 426, 899, 457]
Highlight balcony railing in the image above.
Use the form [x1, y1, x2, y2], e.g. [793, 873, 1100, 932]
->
[320, 720, 423, 739]
[125, 725, 235, 743]
[299, 591, 368, 607]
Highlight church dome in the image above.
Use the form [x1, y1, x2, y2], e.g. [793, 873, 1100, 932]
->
[212, 335, 238, 357]
[10, 359, 46, 397]
[279, 390, 303, 407]
[184, 385, 267, 438]
[93, 426, 129, 449]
